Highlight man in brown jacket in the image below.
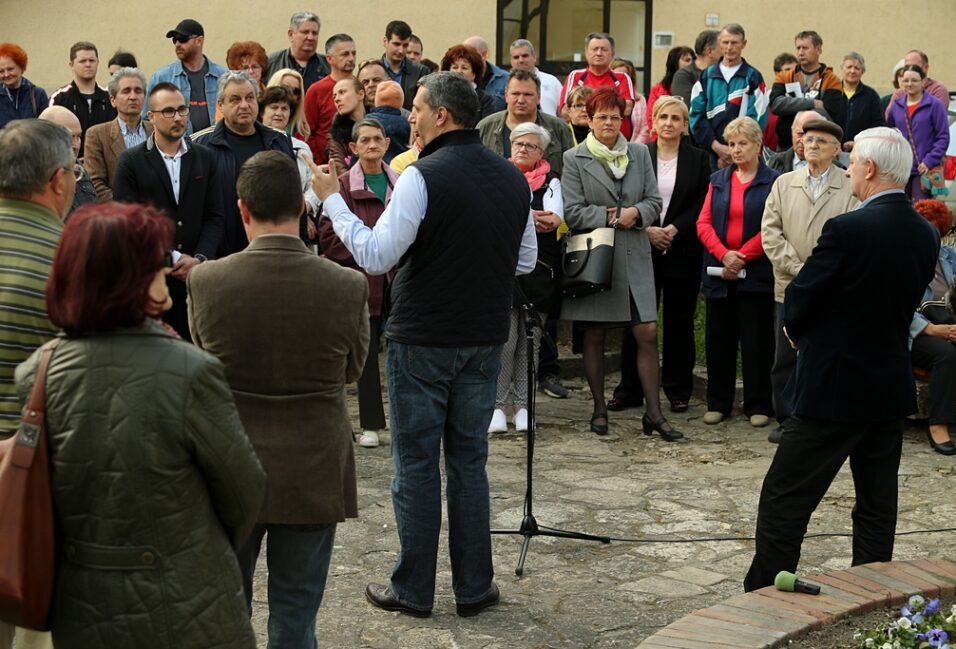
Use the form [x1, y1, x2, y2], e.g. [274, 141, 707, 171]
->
[187, 151, 369, 648]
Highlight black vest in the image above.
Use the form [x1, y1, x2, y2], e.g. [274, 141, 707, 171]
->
[385, 129, 531, 347]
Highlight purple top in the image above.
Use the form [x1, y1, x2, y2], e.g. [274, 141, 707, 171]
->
[886, 92, 950, 174]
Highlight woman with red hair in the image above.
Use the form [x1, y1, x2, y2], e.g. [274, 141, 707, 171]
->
[440, 44, 499, 120]
[19, 202, 265, 647]
[0, 43, 48, 128]
[561, 87, 681, 440]
[910, 199, 956, 455]
[226, 41, 268, 94]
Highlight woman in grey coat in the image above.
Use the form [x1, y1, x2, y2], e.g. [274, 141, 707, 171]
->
[561, 87, 682, 441]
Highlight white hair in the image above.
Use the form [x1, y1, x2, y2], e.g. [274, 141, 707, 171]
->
[510, 121, 551, 150]
[852, 127, 913, 186]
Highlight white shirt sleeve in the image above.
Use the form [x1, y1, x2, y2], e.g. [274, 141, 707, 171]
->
[517, 206, 538, 275]
[543, 178, 564, 220]
[322, 166, 429, 275]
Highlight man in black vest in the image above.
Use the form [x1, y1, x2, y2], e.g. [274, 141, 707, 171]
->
[310, 71, 537, 618]
[743, 127, 939, 591]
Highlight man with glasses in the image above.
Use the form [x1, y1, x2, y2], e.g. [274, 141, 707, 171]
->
[193, 71, 296, 256]
[265, 11, 330, 92]
[113, 82, 224, 339]
[38, 105, 97, 216]
[146, 19, 226, 135]
[767, 109, 825, 174]
[761, 119, 857, 444]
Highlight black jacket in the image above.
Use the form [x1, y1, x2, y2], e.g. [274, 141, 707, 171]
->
[648, 139, 710, 280]
[192, 121, 295, 256]
[784, 192, 939, 421]
[838, 82, 885, 144]
[379, 55, 428, 112]
[50, 81, 116, 158]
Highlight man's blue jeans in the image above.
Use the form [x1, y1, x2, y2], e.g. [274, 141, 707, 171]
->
[385, 341, 501, 612]
[238, 523, 336, 649]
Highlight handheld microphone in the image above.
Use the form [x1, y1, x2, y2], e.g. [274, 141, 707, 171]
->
[775, 571, 821, 595]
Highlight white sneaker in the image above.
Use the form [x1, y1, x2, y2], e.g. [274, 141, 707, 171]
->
[514, 408, 529, 432]
[750, 414, 770, 428]
[359, 430, 380, 448]
[703, 411, 724, 425]
[488, 409, 508, 434]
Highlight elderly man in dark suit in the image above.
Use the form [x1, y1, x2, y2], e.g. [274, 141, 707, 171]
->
[187, 151, 369, 648]
[744, 127, 939, 591]
[112, 82, 223, 341]
[83, 67, 153, 202]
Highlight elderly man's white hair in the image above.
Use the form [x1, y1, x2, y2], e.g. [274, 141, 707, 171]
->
[852, 127, 913, 186]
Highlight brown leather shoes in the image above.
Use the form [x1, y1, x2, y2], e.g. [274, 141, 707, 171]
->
[456, 582, 500, 617]
[365, 583, 431, 618]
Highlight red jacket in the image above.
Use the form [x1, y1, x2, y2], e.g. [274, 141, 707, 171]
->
[319, 162, 398, 316]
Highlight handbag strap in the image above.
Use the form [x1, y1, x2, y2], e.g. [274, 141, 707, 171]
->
[12, 338, 62, 469]
[902, 109, 924, 167]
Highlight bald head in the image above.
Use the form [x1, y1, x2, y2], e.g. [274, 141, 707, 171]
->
[792, 110, 826, 159]
[39, 106, 82, 158]
[463, 36, 489, 58]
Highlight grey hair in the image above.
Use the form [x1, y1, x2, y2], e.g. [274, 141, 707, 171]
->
[722, 116, 762, 145]
[351, 117, 387, 141]
[217, 70, 255, 102]
[107, 67, 146, 97]
[584, 32, 615, 50]
[0, 120, 74, 198]
[510, 122, 551, 150]
[290, 11, 321, 30]
[325, 33, 354, 55]
[843, 51, 866, 73]
[721, 23, 746, 40]
[417, 72, 479, 129]
[510, 39, 536, 56]
[852, 127, 913, 186]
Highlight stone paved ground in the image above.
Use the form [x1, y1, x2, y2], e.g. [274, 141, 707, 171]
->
[249, 367, 956, 648]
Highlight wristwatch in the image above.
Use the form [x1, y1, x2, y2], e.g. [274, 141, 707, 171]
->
[194, 254, 208, 263]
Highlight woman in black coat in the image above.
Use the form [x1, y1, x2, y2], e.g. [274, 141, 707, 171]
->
[609, 96, 711, 413]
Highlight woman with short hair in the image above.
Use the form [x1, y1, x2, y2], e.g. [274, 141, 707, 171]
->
[0, 42, 48, 128]
[440, 45, 498, 120]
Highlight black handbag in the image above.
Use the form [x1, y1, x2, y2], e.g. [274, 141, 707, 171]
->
[560, 227, 615, 298]
[918, 299, 956, 325]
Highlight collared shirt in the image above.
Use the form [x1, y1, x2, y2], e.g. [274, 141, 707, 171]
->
[159, 138, 189, 204]
[806, 166, 831, 202]
[793, 153, 807, 171]
[118, 117, 147, 150]
[381, 54, 406, 83]
[323, 165, 537, 276]
[858, 188, 906, 210]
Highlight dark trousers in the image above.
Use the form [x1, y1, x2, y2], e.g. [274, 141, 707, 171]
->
[358, 315, 387, 430]
[771, 301, 797, 422]
[705, 288, 774, 416]
[613, 275, 700, 403]
[744, 415, 903, 591]
[911, 333, 956, 425]
[537, 317, 561, 378]
[165, 276, 191, 342]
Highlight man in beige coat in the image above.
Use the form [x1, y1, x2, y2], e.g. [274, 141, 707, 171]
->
[761, 119, 858, 442]
[187, 151, 369, 648]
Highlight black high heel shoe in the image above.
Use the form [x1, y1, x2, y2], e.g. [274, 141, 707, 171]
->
[590, 412, 609, 435]
[926, 429, 956, 455]
[642, 414, 684, 442]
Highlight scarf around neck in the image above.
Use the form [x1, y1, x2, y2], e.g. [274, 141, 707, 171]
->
[515, 158, 551, 191]
[586, 132, 629, 179]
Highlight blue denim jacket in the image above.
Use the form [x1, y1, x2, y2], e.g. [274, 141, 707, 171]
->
[145, 56, 226, 136]
[910, 244, 956, 343]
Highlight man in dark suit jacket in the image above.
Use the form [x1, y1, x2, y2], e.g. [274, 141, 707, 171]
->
[744, 127, 939, 591]
[380, 20, 428, 111]
[187, 151, 369, 648]
[113, 82, 224, 340]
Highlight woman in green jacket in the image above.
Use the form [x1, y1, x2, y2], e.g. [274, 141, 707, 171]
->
[16, 203, 265, 649]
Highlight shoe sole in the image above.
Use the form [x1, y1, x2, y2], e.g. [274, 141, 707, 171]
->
[365, 590, 431, 618]
[359, 440, 380, 448]
[542, 388, 568, 399]
[457, 600, 499, 617]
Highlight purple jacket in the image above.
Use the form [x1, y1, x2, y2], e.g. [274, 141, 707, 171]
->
[886, 93, 950, 174]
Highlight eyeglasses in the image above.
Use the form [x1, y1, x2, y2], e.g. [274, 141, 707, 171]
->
[592, 114, 623, 123]
[570, 103, 587, 111]
[171, 35, 198, 44]
[512, 141, 541, 152]
[72, 164, 84, 181]
[803, 136, 839, 146]
[154, 106, 189, 119]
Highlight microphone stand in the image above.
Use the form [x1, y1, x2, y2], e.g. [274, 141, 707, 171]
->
[491, 298, 610, 576]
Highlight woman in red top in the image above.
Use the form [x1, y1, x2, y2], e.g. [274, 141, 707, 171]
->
[696, 116, 779, 427]
[645, 46, 695, 141]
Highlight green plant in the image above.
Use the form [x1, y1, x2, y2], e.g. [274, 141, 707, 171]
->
[855, 595, 956, 648]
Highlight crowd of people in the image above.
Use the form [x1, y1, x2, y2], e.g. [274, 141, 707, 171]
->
[0, 14, 953, 648]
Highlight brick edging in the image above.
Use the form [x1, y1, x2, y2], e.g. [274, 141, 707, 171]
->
[635, 558, 956, 649]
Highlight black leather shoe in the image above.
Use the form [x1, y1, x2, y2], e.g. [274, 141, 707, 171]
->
[457, 582, 500, 617]
[926, 430, 956, 455]
[607, 397, 642, 411]
[768, 426, 784, 444]
[365, 583, 431, 618]
[669, 400, 689, 413]
[590, 412, 609, 435]
[642, 414, 684, 441]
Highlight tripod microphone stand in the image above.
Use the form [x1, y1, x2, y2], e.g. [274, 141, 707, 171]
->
[491, 301, 610, 576]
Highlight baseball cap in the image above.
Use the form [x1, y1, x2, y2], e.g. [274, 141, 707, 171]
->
[166, 19, 204, 40]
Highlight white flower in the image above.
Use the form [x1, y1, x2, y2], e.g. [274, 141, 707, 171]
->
[881, 642, 893, 649]
[896, 617, 912, 630]
[864, 638, 875, 648]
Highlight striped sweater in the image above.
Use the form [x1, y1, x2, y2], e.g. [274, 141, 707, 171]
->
[689, 58, 768, 150]
[0, 199, 61, 435]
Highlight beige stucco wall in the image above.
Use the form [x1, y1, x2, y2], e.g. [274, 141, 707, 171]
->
[650, 0, 956, 96]
[7, 3, 497, 92]
[7, 1, 955, 98]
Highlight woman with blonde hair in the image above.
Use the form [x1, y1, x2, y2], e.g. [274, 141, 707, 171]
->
[267, 68, 311, 139]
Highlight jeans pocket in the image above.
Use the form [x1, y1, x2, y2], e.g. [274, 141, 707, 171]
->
[475, 345, 503, 382]
[407, 345, 458, 384]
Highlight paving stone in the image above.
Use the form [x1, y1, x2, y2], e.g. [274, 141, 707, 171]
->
[658, 566, 729, 587]
[622, 576, 710, 597]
